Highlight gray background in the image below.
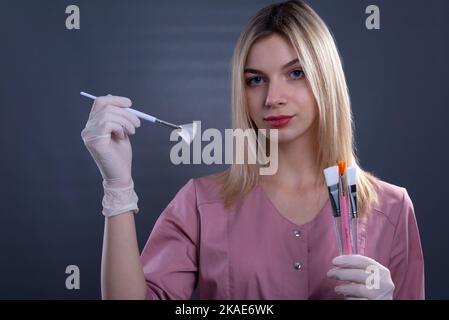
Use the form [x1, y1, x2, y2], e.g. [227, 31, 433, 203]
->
[0, 0, 447, 299]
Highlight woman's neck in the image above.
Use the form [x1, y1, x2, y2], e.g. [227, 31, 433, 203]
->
[261, 129, 322, 191]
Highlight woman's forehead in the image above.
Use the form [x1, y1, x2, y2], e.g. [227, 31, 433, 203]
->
[245, 34, 299, 71]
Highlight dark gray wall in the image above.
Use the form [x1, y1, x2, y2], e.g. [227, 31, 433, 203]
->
[0, 0, 447, 299]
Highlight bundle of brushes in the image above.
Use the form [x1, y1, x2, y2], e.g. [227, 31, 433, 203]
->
[323, 162, 358, 255]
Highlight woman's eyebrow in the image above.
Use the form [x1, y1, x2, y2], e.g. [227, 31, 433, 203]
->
[244, 58, 301, 74]
[282, 58, 300, 69]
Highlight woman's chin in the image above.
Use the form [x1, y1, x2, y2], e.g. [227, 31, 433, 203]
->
[259, 124, 309, 145]
[268, 128, 309, 145]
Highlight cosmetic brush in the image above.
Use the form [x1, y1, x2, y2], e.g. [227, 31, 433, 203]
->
[324, 165, 343, 255]
[80, 91, 197, 144]
[338, 161, 351, 255]
[346, 166, 358, 254]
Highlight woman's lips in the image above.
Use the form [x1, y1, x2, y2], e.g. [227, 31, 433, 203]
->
[264, 115, 294, 128]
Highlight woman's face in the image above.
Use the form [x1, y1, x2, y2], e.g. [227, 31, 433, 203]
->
[244, 33, 318, 144]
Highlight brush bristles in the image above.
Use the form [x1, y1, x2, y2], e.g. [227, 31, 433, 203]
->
[337, 161, 346, 175]
[178, 122, 198, 145]
[323, 166, 339, 186]
[347, 166, 357, 186]
[192, 122, 198, 140]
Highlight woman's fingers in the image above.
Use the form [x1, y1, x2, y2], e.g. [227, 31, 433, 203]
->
[82, 97, 141, 143]
[89, 95, 132, 118]
[83, 94, 141, 142]
[329, 255, 395, 300]
[105, 105, 141, 128]
[93, 112, 137, 137]
[335, 282, 390, 300]
[106, 113, 136, 136]
[335, 283, 372, 299]
[332, 254, 381, 270]
[106, 121, 127, 140]
[327, 267, 368, 284]
[96, 95, 132, 108]
[82, 119, 127, 143]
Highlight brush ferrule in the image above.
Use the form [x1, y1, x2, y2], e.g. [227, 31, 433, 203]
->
[155, 119, 182, 130]
[348, 184, 358, 218]
[328, 184, 340, 217]
[340, 175, 346, 197]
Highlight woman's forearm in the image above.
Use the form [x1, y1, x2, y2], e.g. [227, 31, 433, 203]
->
[101, 212, 147, 299]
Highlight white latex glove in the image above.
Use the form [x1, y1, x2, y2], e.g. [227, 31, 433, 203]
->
[327, 255, 395, 300]
[81, 95, 141, 216]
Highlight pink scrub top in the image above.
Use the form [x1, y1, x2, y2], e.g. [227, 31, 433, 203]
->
[140, 173, 425, 300]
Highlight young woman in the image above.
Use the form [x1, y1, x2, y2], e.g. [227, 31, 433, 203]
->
[81, 0, 424, 300]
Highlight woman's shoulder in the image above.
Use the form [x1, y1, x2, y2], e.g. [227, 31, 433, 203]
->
[180, 171, 226, 206]
[371, 178, 414, 226]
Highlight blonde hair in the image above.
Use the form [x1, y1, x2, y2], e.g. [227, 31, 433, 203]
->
[217, 0, 378, 216]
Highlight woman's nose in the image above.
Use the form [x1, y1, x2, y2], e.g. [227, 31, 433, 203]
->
[265, 79, 287, 108]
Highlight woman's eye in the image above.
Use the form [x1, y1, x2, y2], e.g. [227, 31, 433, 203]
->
[246, 76, 265, 86]
[290, 69, 305, 79]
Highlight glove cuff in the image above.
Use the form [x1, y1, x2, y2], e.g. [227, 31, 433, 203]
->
[102, 180, 139, 217]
